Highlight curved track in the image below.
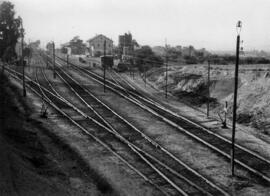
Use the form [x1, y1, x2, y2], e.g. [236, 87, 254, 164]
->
[7, 67, 180, 196]
[6, 62, 229, 195]
[55, 55, 270, 185]
[42, 55, 230, 195]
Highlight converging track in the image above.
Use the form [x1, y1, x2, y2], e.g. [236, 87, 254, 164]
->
[6, 59, 229, 195]
[41, 55, 230, 195]
[55, 55, 270, 186]
[7, 67, 179, 196]
[6, 50, 270, 195]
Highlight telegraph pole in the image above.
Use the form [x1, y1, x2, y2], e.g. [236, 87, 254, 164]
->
[67, 54, 69, 66]
[19, 17, 26, 97]
[52, 41, 56, 78]
[231, 21, 242, 177]
[46, 56, 48, 68]
[0, 32, 3, 73]
[165, 39, 168, 99]
[165, 56, 168, 98]
[143, 60, 146, 87]
[103, 40, 106, 92]
[207, 59, 211, 117]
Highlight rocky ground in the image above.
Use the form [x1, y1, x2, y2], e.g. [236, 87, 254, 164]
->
[145, 63, 270, 135]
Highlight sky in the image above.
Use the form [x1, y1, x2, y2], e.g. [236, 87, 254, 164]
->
[8, 0, 270, 51]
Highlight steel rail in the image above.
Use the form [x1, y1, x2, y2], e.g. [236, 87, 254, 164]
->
[111, 69, 136, 90]
[38, 57, 204, 195]
[55, 55, 270, 184]
[36, 66, 192, 196]
[50, 56, 230, 196]
[54, 64, 222, 196]
[82, 64, 270, 183]
[109, 68, 270, 171]
[34, 59, 202, 194]
[112, 65, 270, 167]
[7, 67, 180, 196]
[36, 70, 179, 196]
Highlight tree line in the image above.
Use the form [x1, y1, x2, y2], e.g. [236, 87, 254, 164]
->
[0, 1, 38, 65]
[209, 55, 270, 65]
[0, 1, 21, 62]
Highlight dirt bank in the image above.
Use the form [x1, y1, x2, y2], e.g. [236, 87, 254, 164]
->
[0, 72, 105, 196]
[146, 64, 270, 135]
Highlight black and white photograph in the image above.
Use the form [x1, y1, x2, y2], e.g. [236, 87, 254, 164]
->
[0, 0, 270, 195]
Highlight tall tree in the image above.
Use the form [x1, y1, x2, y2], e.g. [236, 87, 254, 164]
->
[134, 45, 164, 72]
[69, 36, 86, 55]
[29, 40, 40, 49]
[0, 1, 21, 62]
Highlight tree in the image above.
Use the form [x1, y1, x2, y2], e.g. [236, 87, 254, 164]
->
[0, 1, 21, 62]
[134, 45, 163, 72]
[167, 47, 182, 62]
[29, 40, 40, 49]
[69, 36, 86, 55]
[60, 47, 68, 54]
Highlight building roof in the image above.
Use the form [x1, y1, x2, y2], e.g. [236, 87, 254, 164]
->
[87, 34, 113, 43]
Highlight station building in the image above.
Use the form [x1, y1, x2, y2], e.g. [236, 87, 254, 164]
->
[87, 34, 113, 57]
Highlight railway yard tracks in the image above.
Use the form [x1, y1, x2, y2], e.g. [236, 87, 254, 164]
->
[50, 57, 230, 195]
[6, 63, 228, 195]
[55, 55, 270, 185]
[4, 52, 270, 195]
[65, 55, 270, 182]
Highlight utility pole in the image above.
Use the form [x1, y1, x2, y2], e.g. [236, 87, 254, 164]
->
[143, 60, 146, 87]
[52, 41, 56, 78]
[231, 21, 242, 177]
[165, 56, 168, 98]
[19, 17, 26, 97]
[207, 59, 211, 117]
[165, 39, 168, 99]
[67, 54, 69, 66]
[131, 60, 134, 79]
[103, 40, 106, 93]
[223, 101, 228, 128]
[0, 31, 3, 74]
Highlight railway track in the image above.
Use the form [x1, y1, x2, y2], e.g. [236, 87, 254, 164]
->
[41, 55, 230, 195]
[55, 55, 270, 185]
[7, 67, 181, 196]
[6, 61, 229, 195]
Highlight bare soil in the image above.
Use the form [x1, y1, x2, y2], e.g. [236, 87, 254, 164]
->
[146, 64, 270, 136]
[0, 71, 111, 196]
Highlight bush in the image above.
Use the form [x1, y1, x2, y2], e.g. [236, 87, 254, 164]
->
[209, 55, 270, 65]
[116, 63, 129, 72]
[184, 56, 198, 64]
[134, 45, 164, 72]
